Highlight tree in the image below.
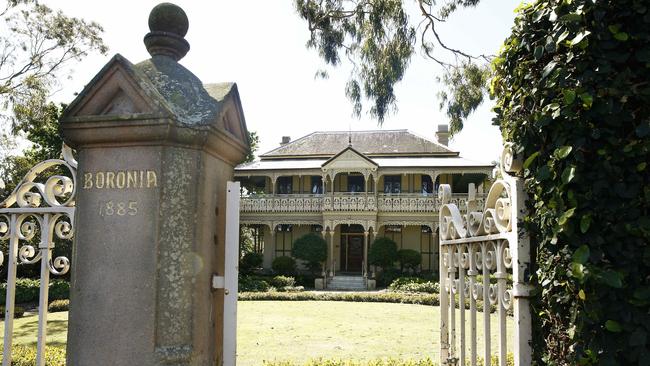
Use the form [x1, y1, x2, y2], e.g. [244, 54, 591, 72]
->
[291, 232, 328, 275]
[243, 130, 259, 163]
[491, 0, 650, 364]
[294, 0, 488, 134]
[397, 249, 421, 272]
[0, 0, 107, 128]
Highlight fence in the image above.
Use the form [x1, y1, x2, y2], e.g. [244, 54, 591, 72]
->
[0, 144, 77, 366]
[438, 144, 532, 366]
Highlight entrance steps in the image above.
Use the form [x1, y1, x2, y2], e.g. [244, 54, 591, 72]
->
[327, 275, 366, 290]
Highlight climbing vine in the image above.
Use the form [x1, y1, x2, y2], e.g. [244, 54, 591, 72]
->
[492, 0, 650, 364]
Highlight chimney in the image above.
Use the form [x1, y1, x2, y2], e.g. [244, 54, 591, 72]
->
[435, 124, 449, 146]
[280, 136, 291, 146]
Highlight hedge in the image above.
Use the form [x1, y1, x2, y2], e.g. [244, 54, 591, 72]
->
[263, 355, 513, 366]
[0, 279, 69, 305]
[492, 0, 650, 363]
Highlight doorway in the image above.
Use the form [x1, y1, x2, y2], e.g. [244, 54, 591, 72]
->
[339, 224, 364, 273]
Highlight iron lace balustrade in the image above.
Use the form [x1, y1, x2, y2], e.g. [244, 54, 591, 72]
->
[438, 144, 532, 366]
[0, 144, 76, 366]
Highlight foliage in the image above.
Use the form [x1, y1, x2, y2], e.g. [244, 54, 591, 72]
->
[0, 305, 25, 318]
[262, 355, 514, 366]
[294, 0, 488, 131]
[0, 346, 66, 366]
[238, 275, 271, 292]
[272, 256, 297, 276]
[295, 273, 318, 288]
[47, 299, 69, 313]
[243, 130, 260, 163]
[396, 249, 421, 271]
[388, 277, 439, 294]
[491, 0, 650, 364]
[376, 267, 400, 287]
[368, 237, 398, 269]
[0, 0, 107, 128]
[291, 232, 328, 274]
[240, 252, 264, 274]
[0, 278, 69, 305]
[239, 290, 440, 306]
[270, 275, 296, 288]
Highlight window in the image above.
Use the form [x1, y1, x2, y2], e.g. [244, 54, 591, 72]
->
[310, 224, 323, 233]
[277, 176, 292, 194]
[347, 175, 365, 193]
[383, 175, 401, 194]
[274, 224, 293, 257]
[421, 175, 433, 194]
[310, 176, 323, 194]
[420, 226, 435, 271]
[384, 225, 402, 248]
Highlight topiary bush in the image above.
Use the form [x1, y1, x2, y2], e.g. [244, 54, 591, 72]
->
[47, 299, 69, 313]
[397, 249, 421, 272]
[240, 252, 264, 274]
[272, 256, 296, 276]
[368, 237, 398, 269]
[270, 275, 296, 288]
[492, 1, 650, 364]
[0, 305, 25, 319]
[48, 280, 70, 301]
[291, 232, 327, 275]
[238, 275, 271, 292]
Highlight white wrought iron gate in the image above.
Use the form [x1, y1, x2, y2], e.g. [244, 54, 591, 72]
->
[438, 144, 532, 366]
[0, 144, 77, 366]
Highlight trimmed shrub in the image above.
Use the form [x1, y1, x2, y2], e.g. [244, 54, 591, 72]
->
[291, 233, 327, 275]
[48, 299, 69, 313]
[0, 279, 70, 305]
[376, 267, 400, 287]
[239, 252, 263, 274]
[0, 345, 66, 366]
[239, 290, 440, 306]
[238, 275, 271, 292]
[270, 275, 295, 288]
[397, 249, 421, 272]
[0, 305, 25, 319]
[295, 274, 317, 288]
[389, 277, 439, 294]
[261, 356, 514, 366]
[368, 237, 398, 269]
[272, 256, 296, 276]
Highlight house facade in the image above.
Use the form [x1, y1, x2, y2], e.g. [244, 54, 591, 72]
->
[234, 126, 493, 284]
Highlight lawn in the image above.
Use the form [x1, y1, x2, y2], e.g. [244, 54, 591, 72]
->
[0, 301, 513, 365]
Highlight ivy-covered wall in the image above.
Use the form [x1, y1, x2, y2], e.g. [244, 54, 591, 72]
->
[491, 0, 650, 364]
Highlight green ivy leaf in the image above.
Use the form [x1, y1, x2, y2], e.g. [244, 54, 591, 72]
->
[578, 289, 586, 300]
[579, 92, 593, 108]
[559, 207, 576, 225]
[580, 215, 591, 233]
[541, 60, 558, 79]
[534, 45, 544, 60]
[600, 271, 623, 288]
[562, 165, 576, 184]
[605, 320, 623, 332]
[573, 245, 590, 264]
[637, 162, 647, 171]
[614, 32, 629, 41]
[571, 262, 585, 280]
[555, 146, 573, 159]
[563, 89, 576, 104]
[524, 151, 540, 169]
[570, 31, 591, 46]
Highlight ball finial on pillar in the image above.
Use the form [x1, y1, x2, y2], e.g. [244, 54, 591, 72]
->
[144, 2, 190, 61]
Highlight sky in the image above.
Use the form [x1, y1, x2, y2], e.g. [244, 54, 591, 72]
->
[38, 0, 522, 163]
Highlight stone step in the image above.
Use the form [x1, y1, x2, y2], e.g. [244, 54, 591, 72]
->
[326, 276, 367, 290]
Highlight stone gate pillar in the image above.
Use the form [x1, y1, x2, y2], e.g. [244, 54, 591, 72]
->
[60, 3, 249, 365]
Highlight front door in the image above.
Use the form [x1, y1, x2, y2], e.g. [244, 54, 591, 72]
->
[341, 234, 363, 273]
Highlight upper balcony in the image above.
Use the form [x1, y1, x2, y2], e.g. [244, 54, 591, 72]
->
[239, 192, 484, 214]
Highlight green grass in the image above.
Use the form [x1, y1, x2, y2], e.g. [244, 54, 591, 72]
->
[0, 301, 513, 366]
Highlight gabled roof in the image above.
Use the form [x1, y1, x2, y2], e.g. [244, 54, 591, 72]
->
[260, 130, 457, 159]
[321, 146, 378, 168]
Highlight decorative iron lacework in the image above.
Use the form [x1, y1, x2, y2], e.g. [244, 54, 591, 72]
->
[0, 144, 77, 366]
[438, 143, 532, 366]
